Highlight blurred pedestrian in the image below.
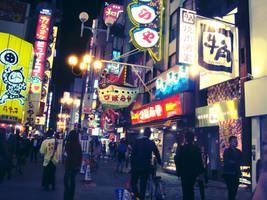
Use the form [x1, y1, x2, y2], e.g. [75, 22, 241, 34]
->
[175, 131, 204, 200]
[15, 130, 26, 175]
[5, 128, 16, 180]
[130, 127, 161, 200]
[109, 138, 116, 160]
[40, 130, 59, 191]
[201, 146, 209, 184]
[64, 130, 82, 200]
[31, 135, 39, 163]
[116, 138, 127, 173]
[222, 136, 242, 200]
[0, 128, 8, 183]
[101, 142, 106, 159]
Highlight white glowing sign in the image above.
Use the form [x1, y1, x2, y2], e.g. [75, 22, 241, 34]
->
[133, 28, 159, 48]
[178, 8, 196, 64]
[130, 5, 156, 24]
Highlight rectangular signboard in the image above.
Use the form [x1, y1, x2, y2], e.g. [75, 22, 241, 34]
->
[196, 99, 239, 127]
[0, 33, 33, 123]
[131, 94, 182, 125]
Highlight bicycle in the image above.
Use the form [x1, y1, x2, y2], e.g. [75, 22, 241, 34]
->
[146, 162, 166, 200]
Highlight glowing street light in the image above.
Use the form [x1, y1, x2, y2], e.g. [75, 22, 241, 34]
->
[68, 55, 78, 66]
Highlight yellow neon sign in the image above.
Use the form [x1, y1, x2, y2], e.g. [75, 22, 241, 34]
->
[0, 33, 33, 123]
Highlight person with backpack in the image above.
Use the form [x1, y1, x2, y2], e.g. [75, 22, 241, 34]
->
[40, 129, 59, 191]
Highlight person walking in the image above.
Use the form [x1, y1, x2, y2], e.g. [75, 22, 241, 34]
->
[109, 138, 116, 160]
[116, 138, 127, 173]
[130, 127, 161, 200]
[0, 128, 8, 184]
[175, 131, 204, 200]
[40, 129, 59, 191]
[31, 135, 39, 163]
[64, 130, 82, 200]
[222, 136, 242, 200]
[5, 128, 16, 180]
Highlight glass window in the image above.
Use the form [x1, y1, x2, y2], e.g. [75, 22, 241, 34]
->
[169, 11, 178, 42]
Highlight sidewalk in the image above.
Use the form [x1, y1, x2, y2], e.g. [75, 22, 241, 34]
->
[0, 157, 253, 200]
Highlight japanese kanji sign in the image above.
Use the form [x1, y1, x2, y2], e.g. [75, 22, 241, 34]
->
[30, 9, 52, 95]
[131, 94, 182, 125]
[127, 0, 163, 61]
[178, 8, 196, 65]
[97, 84, 139, 109]
[0, 32, 33, 123]
[197, 18, 235, 74]
[103, 3, 123, 24]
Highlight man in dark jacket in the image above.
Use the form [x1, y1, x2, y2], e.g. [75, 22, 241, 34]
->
[64, 130, 82, 200]
[223, 136, 242, 200]
[130, 127, 161, 200]
[175, 131, 203, 200]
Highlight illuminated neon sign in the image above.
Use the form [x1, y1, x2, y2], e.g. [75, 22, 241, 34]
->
[127, 0, 163, 61]
[131, 94, 182, 124]
[0, 33, 34, 123]
[155, 65, 194, 100]
[30, 9, 52, 94]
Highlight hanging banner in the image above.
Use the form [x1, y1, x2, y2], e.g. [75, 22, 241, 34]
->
[197, 18, 235, 74]
[131, 94, 182, 125]
[127, 0, 163, 61]
[0, 33, 33, 123]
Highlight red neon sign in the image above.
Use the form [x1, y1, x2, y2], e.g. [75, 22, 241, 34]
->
[32, 41, 47, 78]
[131, 94, 182, 125]
[36, 14, 51, 41]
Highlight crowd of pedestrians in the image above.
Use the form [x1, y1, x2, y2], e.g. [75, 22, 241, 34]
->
[0, 127, 43, 184]
[1, 126, 266, 200]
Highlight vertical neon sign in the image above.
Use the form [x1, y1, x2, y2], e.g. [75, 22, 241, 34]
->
[127, 0, 163, 61]
[30, 9, 52, 94]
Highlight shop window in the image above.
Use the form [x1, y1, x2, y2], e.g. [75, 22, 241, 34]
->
[168, 53, 176, 69]
[169, 11, 178, 42]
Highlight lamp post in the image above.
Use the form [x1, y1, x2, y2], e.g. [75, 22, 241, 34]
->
[67, 54, 93, 131]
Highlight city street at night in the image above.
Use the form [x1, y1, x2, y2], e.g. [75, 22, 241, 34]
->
[0, 157, 252, 200]
[0, 0, 267, 199]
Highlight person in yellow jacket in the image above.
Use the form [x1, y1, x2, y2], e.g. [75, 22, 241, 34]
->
[40, 130, 59, 191]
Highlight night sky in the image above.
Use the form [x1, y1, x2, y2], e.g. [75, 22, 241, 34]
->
[20, 0, 112, 128]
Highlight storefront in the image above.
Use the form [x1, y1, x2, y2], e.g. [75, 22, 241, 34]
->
[245, 76, 267, 190]
[196, 99, 242, 179]
[130, 92, 194, 173]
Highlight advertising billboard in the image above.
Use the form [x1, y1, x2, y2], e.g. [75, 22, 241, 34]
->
[30, 9, 52, 94]
[131, 94, 182, 125]
[0, 33, 33, 123]
[103, 3, 123, 25]
[127, 0, 164, 61]
[196, 16, 239, 89]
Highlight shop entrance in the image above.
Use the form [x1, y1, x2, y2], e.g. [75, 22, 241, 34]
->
[196, 126, 220, 180]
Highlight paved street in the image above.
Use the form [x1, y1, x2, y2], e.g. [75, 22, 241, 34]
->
[0, 157, 252, 200]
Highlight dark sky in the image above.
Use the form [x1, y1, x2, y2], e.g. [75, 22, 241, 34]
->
[20, 0, 111, 128]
